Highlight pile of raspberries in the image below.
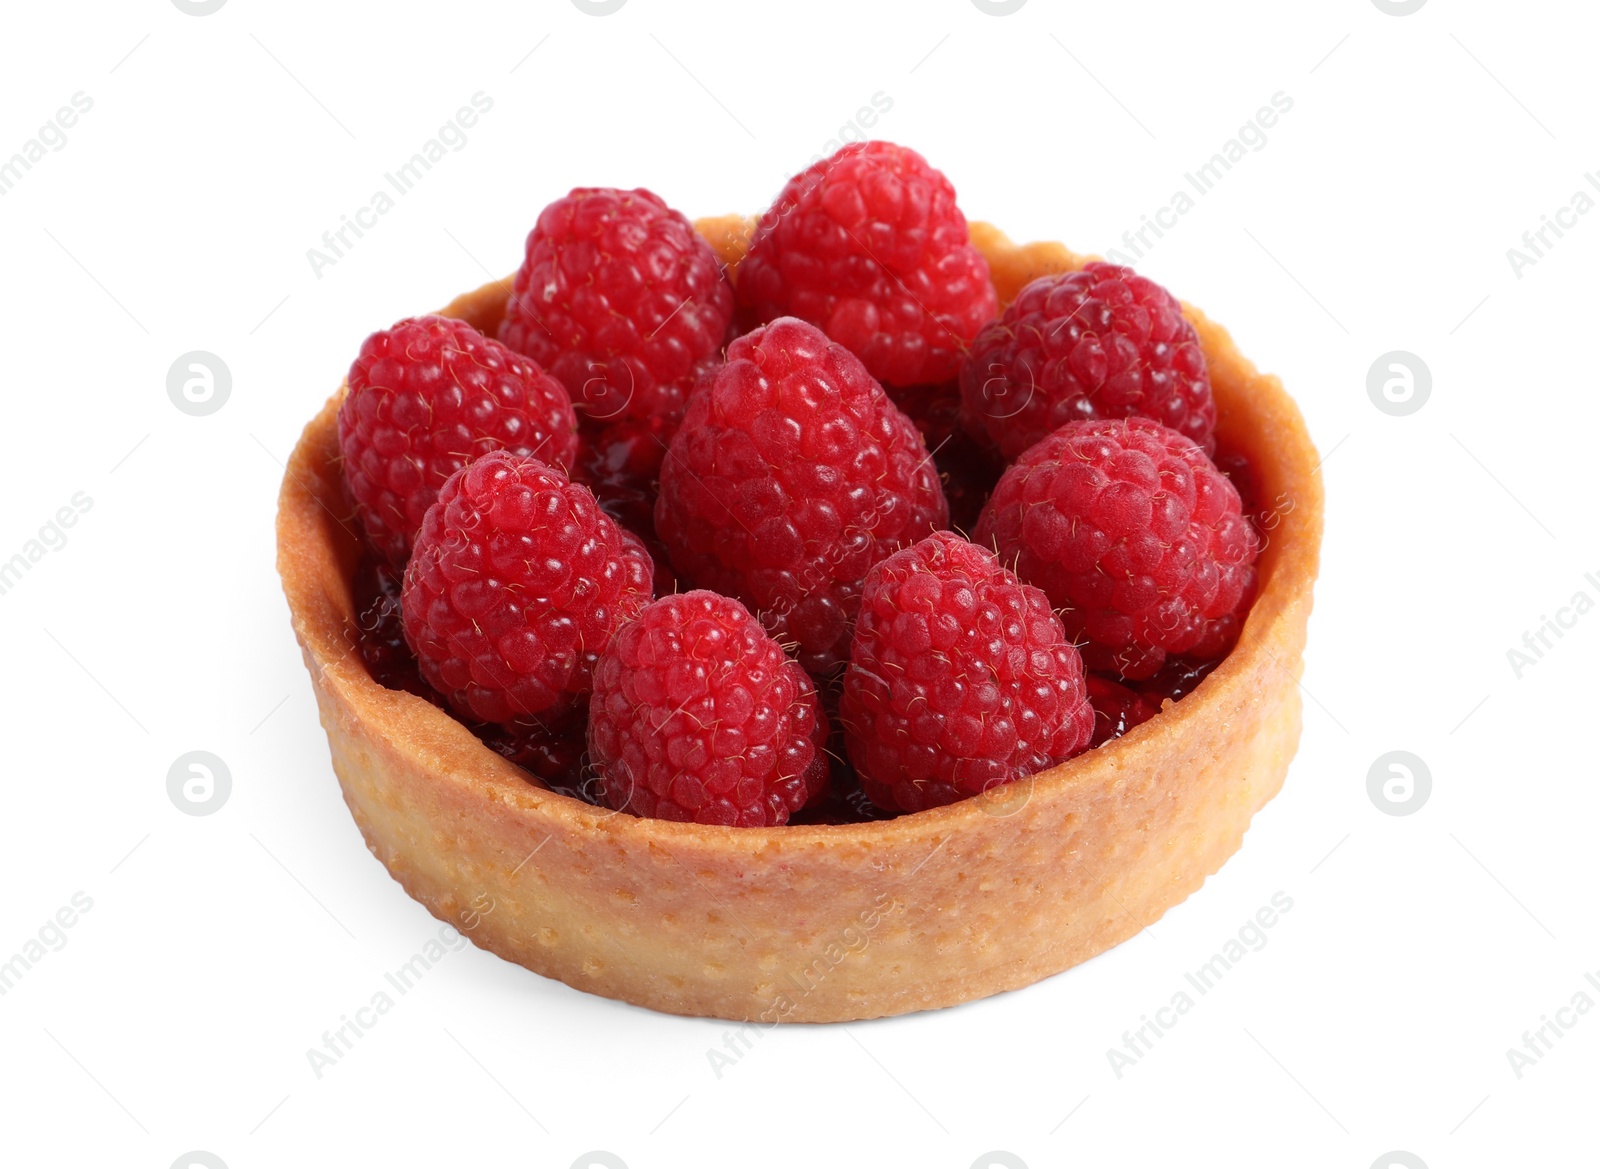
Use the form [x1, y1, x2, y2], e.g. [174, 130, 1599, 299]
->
[337, 141, 1261, 827]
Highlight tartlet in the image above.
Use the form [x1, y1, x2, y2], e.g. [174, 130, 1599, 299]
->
[275, 218, 1323, 1023]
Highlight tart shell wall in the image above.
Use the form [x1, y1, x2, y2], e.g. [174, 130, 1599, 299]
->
[274, 220, 1324, 1023]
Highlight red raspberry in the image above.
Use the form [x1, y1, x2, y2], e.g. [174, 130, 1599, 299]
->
[737, 141, 997, 387]
[401, 451, 654, 731]
[351, 553, 590, 791]
[840, 532, 1094, 813]
[339, 316, 580, 569]
[1085, 675, 1159, 748]
[960, 264, 1214, 460]
[654, 317, 948, 675]
[589, 591, 829, 827]
[498, 187, 732, 430]
[975, 417, 1259, 680]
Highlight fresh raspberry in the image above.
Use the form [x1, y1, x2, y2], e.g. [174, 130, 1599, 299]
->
[1085, 675, 1159, 748]
[338, 315, 579, 569]
[737, 141, 997, 387]
[839, 532, 1094, 813]
[975, 417, 1259, 680]
[401, 451, 654, 731]
[886, 381, 1003, 535]
[654, 317, 948, 675]
[498, 187, 732, 430]
[351, 553, 590, 791]
[960, 264, 1215, 460]
[589, 591, 829, 827]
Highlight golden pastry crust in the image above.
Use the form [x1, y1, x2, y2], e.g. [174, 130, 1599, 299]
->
[274, 221, 1323, 1023]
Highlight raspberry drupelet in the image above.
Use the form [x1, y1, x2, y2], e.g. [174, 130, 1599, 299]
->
[400, 450, 654, 732]
[654, 316, 949, 676]
[498, 187, 733, 432]
[839, 532, 1094, 813]
[737, 141, 998, 387]
[960, 264, 1214, 460]
[975, 417, 1259, 680]
[338, 315, 579, 569]
[589, 591, 830, 827]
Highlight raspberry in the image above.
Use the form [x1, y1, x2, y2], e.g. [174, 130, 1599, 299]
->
[589, 591, 829, 827]
[960, 264, 1214, 460]
[338, 315, 579, 569]
[1085, 675, 1158, 748]
[975, 417, 1259, 680]
[401, 451, 654, 731]
[839, 532, 1094, 813]
[351, 554, 590, 791]
[886, 381, 1003, 535]
[737, 141, 997, 387]
[498, 187, 732, 430]
[654, 317, 948, 675]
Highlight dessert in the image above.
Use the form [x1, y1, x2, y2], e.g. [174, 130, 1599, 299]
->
[275, 142, 1323, 1022]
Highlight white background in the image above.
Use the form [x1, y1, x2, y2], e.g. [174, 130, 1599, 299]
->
[1, 1, 1595, 1166]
